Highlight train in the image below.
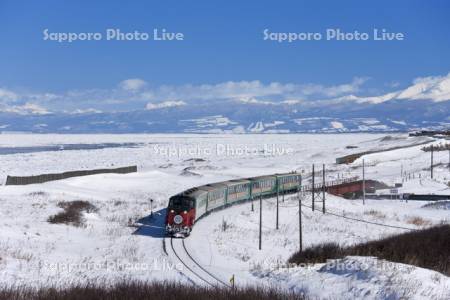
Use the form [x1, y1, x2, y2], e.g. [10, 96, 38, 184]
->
[165, 172, 301, 237]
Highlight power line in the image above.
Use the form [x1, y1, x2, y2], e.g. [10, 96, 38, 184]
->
[300, 202, 416, 231]
[263, 194, 416, 230]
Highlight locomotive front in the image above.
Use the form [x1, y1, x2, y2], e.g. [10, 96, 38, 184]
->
[165, 195, 196, 237]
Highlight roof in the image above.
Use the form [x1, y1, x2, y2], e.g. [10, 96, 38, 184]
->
[248, 175, 277, 181]
[197, 183, 227, 192]
[224, 179, 251, 187]
[275, 172, 300, 178]
[180, 187, 208, 198]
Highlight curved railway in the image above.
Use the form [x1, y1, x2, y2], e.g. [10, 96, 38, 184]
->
[166, 236, 231, 288]
[162, 171, 368, 286]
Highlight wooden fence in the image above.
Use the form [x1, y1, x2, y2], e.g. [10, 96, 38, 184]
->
[5, 165, 137, 185]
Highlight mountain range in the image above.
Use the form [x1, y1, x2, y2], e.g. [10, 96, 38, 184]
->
[1, 74, 449, 133]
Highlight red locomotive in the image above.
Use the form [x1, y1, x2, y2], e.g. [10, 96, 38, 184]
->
[165, 194, 196, 237]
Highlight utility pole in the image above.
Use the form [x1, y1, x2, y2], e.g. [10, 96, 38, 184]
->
[362, 159, 366, 205]
[150, 199, 154, 217]
[276, 181, 279, 230]
[259, 186, 262, 250]
[431, 145, 434, 179]
[312, 164, 315, 211]
[251, 183, 254, 212]
[322, 164, 326, 214]
[298, 175, 302, 252]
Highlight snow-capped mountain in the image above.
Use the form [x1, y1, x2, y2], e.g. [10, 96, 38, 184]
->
[0, 98, 448, 133]
[1, 73, 449, 133]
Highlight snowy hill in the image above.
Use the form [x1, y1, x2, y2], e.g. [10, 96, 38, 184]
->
[0, 98, 449, 133]
[0, 133, 449, 299]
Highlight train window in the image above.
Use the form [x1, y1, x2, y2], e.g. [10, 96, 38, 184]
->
[169, 197, 194, 210]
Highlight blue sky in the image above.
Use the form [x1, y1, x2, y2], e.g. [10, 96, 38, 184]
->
[0, 0, 449, 113]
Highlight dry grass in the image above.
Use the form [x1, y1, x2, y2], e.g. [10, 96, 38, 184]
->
[0, 281, 307, 300]
[289, 225, 450, 276]
[48, 201, 97, 227]
[405, 215, 432, 227]
[363, 209, 386, 219]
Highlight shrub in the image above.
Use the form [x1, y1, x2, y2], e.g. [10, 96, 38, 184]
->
[363, 209, 386, 219]
[289, 225, 450, 276]
[48, 201, 97, 227]
[0, 281, 307, 300]
[405, 216, 431, 227]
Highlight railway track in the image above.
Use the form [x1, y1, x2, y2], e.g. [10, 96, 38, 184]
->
[166, 237, 231, 288]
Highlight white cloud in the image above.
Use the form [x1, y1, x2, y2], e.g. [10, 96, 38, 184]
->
[119, 78, 147, 91]
[236, 97, 276, 105]
[235, 97, 304, 105]
[0, 73, 448, 114]
[281, 99, 303, 105]
[146, 100, 186, 110]
[0, 102, 51, 115]
[0, 88, 19, 102]
[145, 78, 368, 102]
[70, 108, 102, 114]
[0, 77, 370, 113]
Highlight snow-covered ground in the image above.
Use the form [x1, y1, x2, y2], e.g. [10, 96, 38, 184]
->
[0, 133, 449, 299]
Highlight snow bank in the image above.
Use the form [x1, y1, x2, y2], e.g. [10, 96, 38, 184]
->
[255, 256, 450, 300]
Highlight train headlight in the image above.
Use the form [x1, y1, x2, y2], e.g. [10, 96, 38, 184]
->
[170, 210, 175, 213]
[173, 215, 183, 225]
[183, 211, 187, 214]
